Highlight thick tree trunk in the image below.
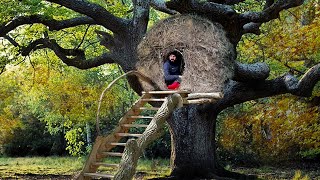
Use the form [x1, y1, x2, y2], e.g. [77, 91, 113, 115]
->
[165, 105, 256, 180]
[168, 105, 216, 179]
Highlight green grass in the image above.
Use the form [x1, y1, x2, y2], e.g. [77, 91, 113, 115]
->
[0, 156, 171, 179]
[0, 156, 85, 178]
[0, 157, 319, 179]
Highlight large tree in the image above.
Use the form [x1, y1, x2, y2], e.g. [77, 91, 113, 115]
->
[1, 0, 319, 179]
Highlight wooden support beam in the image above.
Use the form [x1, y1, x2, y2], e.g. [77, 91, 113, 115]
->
[141, 98, 166, 102]
[128, 115, 154, 119]
[185, 98, 217, 104]
[187, 92, 223, 100]
[142, 90, 190, 95]
[121, 124, 149, 128]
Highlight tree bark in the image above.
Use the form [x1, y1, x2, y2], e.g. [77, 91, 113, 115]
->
[166, 105, 255, 180]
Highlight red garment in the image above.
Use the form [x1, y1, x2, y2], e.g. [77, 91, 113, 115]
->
[167, 81, 180, 90]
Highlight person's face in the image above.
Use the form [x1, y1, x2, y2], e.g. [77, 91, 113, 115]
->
[169, 54, 176, 62]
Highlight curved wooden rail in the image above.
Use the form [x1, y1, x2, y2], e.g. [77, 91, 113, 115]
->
[96, 70, 160, 135]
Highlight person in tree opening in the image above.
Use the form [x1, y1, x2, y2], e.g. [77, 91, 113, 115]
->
[163, 51, 183, 90]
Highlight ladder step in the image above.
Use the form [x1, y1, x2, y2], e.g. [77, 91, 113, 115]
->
[142, 90, 190, 94]
[141, 98, 166, 102]
[84, 173, 114, 178]
[109, 142, 126, 146]
[138, 107, 160, 111]
[116, 133, 143, 137]
[129, 115, 154, 119]
[121, 124, 149, 128]
[93, 162, 119, 168]
[102, 152, 123, 157]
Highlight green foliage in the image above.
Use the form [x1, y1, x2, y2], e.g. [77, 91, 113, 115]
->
[219, 1, 320, 164]
[237, 1, 320, 76]
[233, 0, 264, 13]
[218, 95, 320, 163]
[65, 128, 85, 156]
[293, 170, 310, 180]
[0, 50, 139, 156]
[3, 115, 66, 156]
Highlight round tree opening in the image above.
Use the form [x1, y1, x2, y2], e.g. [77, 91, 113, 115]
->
[163, 50, 185, 90]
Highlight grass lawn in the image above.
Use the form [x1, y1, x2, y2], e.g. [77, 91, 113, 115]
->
[0, 157, 319, 179]
[0, 156, 171, 179]
[0, 156, 84, 179]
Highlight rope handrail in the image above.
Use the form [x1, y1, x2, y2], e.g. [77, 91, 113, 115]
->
[96, 70, 160, 135]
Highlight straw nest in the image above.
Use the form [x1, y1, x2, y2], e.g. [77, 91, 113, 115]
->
[136, 15, 235, 93]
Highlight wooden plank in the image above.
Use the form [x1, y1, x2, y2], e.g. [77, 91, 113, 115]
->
[185, 98, 214, 104]
[142, 90, 190, 94]
[141, 98, 166, 102]
[115, 133, 143, 138]
[128, 115, 154, 119]
[84, 173, 114, 178]
[102, 152, 123, 157]
[92, 162, 119, 168]
[109, 142, 126, 146]
[117, 94, 150, 125]
[121, 124, 149, 128]
[187, 92, 223, 100]
[138, 107, 160, 111]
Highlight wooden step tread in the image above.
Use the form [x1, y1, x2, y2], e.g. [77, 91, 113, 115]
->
[142, 90, 190, 94]
[109, 142, 126, 146]
[121, 124, 149, 128]
[141, 98, 166, 102]
[129, 115, 154, 119]
[102, 152, 123, 157]
[116, 133, 143, 137]
[137, 107, 160, 110]
[84, 173, 114, 178]
[93, 162, 119, 167]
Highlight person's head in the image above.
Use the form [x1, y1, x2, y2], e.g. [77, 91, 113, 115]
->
[169, 53, 177, 62]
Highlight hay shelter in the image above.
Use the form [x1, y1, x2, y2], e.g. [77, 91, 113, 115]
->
[136, 15, 235, 93]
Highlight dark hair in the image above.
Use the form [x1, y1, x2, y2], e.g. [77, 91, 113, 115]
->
[166, 50, 181, 60]
[165, 50, 185, 74]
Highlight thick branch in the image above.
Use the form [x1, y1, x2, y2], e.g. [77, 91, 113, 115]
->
[295, 63, 320, 96]
[166, 0, 241, 43]
[21, 38, 115, 69]
[150, 0, 177, 15]
[233, 61, 270, 82]
[46, 0, 129, 33]
[239, 0, 305, 25]
[214, 63, 320, 111]
[207, 0, 245, 5]
[242, 22, 261, 35]
[95, 30, 116, 50]
[4, 35, 20, 47]
[167, 0, 236, 17]
[132, 0, 151, 41]
[0, 15, 96, 37]
[240, 0, 274, 35]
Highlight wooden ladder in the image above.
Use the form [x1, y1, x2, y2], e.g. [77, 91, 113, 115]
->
[78, 90, 189, 180]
